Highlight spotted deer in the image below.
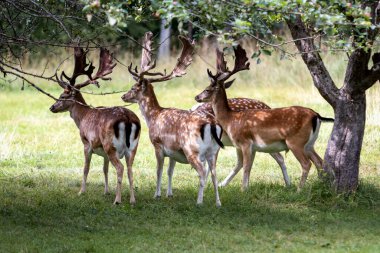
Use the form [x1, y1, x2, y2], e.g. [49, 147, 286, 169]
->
[121, 32, 224, 206]
[195, 45, 334, 190]
[50, 47, 140, 205]
[192, 98, 290, 187]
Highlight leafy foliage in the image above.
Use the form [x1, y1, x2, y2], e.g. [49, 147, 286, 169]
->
[81, 0, 161, 39]
[1, 1, 113, 59]
[158, 0, 379, 54]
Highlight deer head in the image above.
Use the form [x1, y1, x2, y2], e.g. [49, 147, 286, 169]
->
[50, 47, 116, 113]
[121, 31, 195, 103]
[195, 45, 250, 103]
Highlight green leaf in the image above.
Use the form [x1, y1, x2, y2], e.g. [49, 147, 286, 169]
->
[262, 49, 272, 56]
[251, 50, 261, 59]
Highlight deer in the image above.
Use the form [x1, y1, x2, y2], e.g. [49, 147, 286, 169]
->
[192, 98, 290, 187]
[195, 45, 334, 191]
[121, 32, 224, 207]
[49, 46, 141, 205]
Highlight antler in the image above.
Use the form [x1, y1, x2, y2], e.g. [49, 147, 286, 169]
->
[56, 47, 92, 88]
[140, 31, 156, 73]
[61, 47, 94, 85]
[148, 35, 195, 83]
[128, 63, 140, 81]
[55, 47, 116, 90]
[127, 33, 194, 83]
[216, 48, 228, 73]
[207, 45, 250, 83]
[128, 31, 165, 81]
[93, 48, 117, 80]
[217, 45, 250, 82]
[207, 47, 228, 81]
[75, 48, 116, 89]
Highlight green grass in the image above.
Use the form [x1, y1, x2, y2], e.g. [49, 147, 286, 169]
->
[0, 52, 379, 252]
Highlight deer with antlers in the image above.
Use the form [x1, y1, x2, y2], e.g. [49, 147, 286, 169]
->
[192, 99, 290, 187]
[195, 45, 334, 190]
[121, 32, 224, 206]
[50, 47, 140, 205]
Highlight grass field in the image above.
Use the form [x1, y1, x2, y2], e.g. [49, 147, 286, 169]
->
[0, 52, 379, 252]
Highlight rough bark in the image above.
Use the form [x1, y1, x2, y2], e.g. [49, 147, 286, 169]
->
[286, 14, 379, 193]
[324, 92, 366, 192]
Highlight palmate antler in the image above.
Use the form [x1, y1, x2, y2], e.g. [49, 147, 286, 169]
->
[128, 31, 195, 83]
[207, 45, 250, 82]
[56, 47, 116, 90]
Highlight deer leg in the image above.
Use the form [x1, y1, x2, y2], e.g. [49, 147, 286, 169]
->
[103, 157, 110, 194]
[125, 150, 137, 205]
[270, 152, 291, 186]
[287, 143, 312, 191]
[166, 158, 176, 197]
[79, 146, 92, 195]
[242, 146, 255, 191]
[206, 153, 221, 207]
[204, 161, 210, 185]
[307, 149, 324, 178]
[186, 154, 206, 205]
[154, 149, 164, 198]
[108, 152, 124, 205]
[219, 148, 243, 187]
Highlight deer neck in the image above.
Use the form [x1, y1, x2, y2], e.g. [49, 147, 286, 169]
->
[212, 86, 232, 126]
[138, 84, 162, 126]
[69, 92, 90, 128]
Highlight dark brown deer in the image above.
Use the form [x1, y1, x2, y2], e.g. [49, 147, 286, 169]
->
[195, 45, 334, 190]
[192, 98, 290, 187]
[121, 32, 223, 206]
[50, 47, 140, 205]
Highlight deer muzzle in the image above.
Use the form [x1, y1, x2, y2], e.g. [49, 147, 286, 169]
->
[49, 104, 57, 113]
[194, 95, 202, 103]
[121, 93, 133, 103]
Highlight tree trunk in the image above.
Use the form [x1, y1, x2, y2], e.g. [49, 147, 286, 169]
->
[158, 18, 171, 61]
[286, 16, 378, 193]
[323, 90, 366, 192]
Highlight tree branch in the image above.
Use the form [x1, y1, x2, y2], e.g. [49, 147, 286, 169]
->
[342, 1, 380, 95]
[29, 0, 73, 41]
[359, 53, 380, 91]
[286, 15, 339, 107]
[342, 48, 372, 95]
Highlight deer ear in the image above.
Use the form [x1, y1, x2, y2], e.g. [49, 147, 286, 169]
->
[224, 79, 235, 89]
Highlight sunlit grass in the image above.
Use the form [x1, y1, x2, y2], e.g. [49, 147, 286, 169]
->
[0, 51, 379, 252]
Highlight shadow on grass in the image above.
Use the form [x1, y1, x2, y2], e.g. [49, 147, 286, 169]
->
[0, 174, 379, 252]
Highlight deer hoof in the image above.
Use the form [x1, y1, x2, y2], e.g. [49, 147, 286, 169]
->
[113, 198, 122, 205]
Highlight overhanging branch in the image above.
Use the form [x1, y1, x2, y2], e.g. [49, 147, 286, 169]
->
[286, 15, 339, 107]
